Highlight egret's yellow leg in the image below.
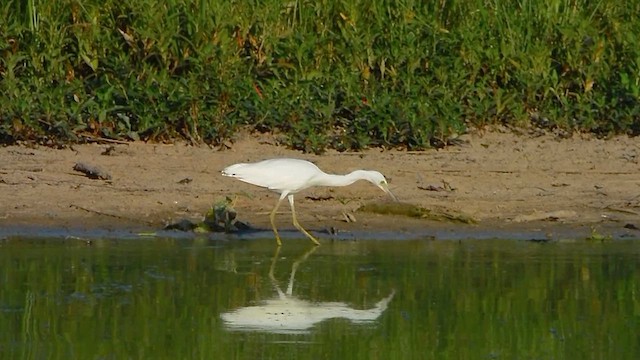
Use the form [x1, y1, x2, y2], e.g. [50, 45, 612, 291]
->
[270, 197, 285, 246]
[287, 194, 320, 246]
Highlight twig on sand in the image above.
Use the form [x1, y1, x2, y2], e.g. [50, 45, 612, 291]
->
[81, 135, 130, 145]
[70, 204, 154, 225]
[70, 204, 125, 219]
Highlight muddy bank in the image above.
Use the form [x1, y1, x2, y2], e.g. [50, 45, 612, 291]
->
[1, 130, 639, 240]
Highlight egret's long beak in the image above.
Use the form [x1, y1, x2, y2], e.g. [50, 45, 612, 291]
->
[380, 183, 398, 202]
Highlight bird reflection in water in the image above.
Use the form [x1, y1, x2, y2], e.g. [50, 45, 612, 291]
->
[220, 246, 395, 334]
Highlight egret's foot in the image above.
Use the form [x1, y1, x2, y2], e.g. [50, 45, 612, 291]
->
[307, 235, 320, 246]
[273, 229, 282, 246]
[295, 224, 320, 246]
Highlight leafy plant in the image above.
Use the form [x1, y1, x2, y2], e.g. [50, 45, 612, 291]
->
[1, 0, 639, 149]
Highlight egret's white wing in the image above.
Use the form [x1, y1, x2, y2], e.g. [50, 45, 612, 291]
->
[222, 158, 322, 194]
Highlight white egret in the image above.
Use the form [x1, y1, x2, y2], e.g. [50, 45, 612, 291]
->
[221, 158, 397, 246]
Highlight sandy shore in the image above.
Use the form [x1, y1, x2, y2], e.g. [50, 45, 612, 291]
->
[1, 129, 639, 240]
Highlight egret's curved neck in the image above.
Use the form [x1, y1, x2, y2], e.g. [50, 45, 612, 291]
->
[314, 170, 370, 187]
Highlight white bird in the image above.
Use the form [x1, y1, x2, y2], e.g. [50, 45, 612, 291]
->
[221, 158, 397, 246]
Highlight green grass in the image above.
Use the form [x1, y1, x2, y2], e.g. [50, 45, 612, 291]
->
[1, 0, 639, 152]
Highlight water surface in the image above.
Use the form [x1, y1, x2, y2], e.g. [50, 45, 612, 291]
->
[1, 237, 638, 359]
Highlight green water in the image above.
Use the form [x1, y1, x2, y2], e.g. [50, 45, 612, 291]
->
[0, 237, 638, 359]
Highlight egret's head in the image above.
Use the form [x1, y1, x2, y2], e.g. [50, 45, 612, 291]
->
[365, 171, 398, 202]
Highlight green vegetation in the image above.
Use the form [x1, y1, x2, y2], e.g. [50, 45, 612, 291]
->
[1, 0, 639, 152]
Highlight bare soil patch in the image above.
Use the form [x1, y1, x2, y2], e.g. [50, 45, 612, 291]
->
[1, 130, 639, 240]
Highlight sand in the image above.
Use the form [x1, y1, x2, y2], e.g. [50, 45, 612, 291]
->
[1, 129, 638, 240]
